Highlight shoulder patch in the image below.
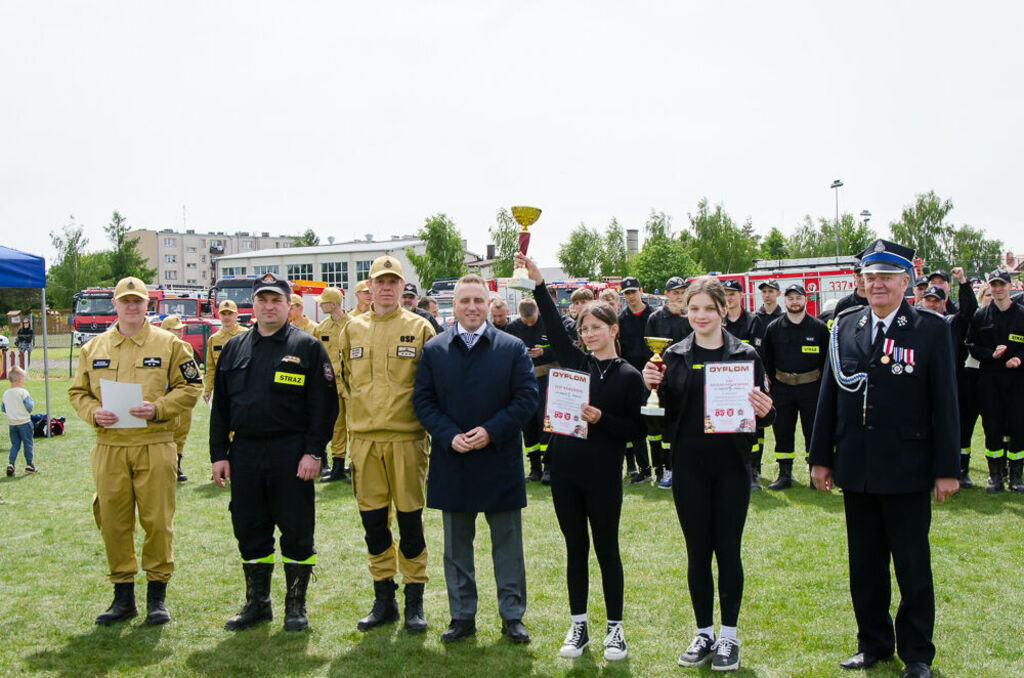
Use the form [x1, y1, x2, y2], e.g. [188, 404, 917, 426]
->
[396, 345, 417, 358]
[179, 361, 202, 384]
[323, 361, 335, 381]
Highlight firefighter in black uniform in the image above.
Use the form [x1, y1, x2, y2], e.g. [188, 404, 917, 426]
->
[966, 269, 1024, 493]
[833, 255, 869, 317]
[721, 278, 767, 489]
[210, 273, 339, 632]
[645, 276, 692, 488]
[762, 283, 829, 490]
[506, 297, 557, 483]
[810, 239, 959, 678]
[755, 279, 783, 323]
[618, 276, 653, 482]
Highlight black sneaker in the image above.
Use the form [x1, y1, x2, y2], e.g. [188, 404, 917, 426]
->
[25, 464, 38, 474]
[678, 633, 716, 667]
[6, 464, 14, 477]
[629, 468, 651, 484]
[603, 622, 627, 661]
[559, 620, 589, 658]
[711, 637, 740, 672]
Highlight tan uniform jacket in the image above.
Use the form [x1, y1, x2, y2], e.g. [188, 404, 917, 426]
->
[205, 324, 248, 394]
[69, 322, 203, 445]
[315, 313, 349, 384]
[339, 307, 433, 441]
[293, 315, 317, 334]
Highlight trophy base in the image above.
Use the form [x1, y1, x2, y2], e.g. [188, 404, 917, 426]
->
[640, 406, 665, 417]
[509, 277, 536, 291]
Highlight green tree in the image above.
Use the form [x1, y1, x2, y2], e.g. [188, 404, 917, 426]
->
[488, 208, 519, 279]
[104, 211, 156, 283]
[556, 223, 603, 279]
[759, 226, 790, 260]
[46, 220, 110, 308]
[405, 213, 467, 291]
[599, 217, 630, 278]
[632, 211, 697, 291]
[787, 214, 876, 259]
[888, 191, 954, 267]
[684, 198, 758, 273]
[950, 225, 1003, 277]
[292, 228, 320, 247]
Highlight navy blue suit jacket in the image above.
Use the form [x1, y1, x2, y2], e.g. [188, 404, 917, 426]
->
[414, 322, 538, 513]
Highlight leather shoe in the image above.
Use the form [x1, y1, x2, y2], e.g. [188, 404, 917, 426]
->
[840, 652, 892, 670]
[501, 618, 531, 644]
[440, 618, 476, 643]
[902, 662, 931, 678]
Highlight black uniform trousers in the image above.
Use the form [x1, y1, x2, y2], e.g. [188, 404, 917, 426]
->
[646, 414, 669, 471]
[229, 433, 315, 562]
[771, 382, 820, 459]
[843, 490, 934, 665]
[978, 371, 1024, 455]
[957, 367, 980, 450]
[522, 375, 549, 456]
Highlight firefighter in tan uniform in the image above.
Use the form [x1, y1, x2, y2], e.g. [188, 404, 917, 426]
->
[352, 280, 372, 316]
[203, 299, 248, 406]
[339, 255, 435, 634]
[289, 294, 318, 334]
[159, 314, 203, 483]
[68, 277, 202, 627]
[315, 287, 350, 483]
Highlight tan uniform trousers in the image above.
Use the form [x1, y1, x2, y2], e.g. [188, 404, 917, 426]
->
[91, 441, 177, 583]
[173, 406, 193, 456]
[329, 392, 347, 459]
[349, 437, 428, 583]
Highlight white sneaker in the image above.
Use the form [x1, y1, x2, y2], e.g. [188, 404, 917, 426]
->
[678, 633, 715, 667]
[559, 620, 589, 658]
[603, 622, 627, 661]
[658, 469, 673, 489]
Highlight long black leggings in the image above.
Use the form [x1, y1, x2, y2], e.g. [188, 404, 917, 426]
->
[672, 452, 750, 628]
[550, 456, 624, 620]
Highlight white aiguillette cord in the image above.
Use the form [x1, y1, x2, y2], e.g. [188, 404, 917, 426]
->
[829, 319, 870, 424]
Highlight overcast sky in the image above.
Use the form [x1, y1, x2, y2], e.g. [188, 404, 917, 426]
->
[2, 1, 1021, 268]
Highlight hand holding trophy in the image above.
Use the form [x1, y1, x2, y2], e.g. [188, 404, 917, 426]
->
[510, 206, 541, 291]
[640, 337, 673, 416]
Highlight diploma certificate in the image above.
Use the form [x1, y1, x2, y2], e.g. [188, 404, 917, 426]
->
[703, 361, 755, 434]
[544, 368, 591, 439]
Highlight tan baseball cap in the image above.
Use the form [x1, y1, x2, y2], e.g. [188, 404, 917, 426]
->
[290, 294, 304, 306]
[354, 280, 370, 293]
[316, 287, 343, 304]
[218, 299, 238, 313]
[369, 255, 404, 280]
[160, 314, 184, 331]
[113, 277, 148, 300]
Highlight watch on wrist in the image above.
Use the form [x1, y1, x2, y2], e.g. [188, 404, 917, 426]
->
[307, 452, 323, 461]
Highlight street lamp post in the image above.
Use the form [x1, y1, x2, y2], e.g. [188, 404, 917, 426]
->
[830, 179, 844, 260]
[860, 209, 872, 229]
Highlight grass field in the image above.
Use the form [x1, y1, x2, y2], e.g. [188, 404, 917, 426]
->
[1, 374, 1022, 677]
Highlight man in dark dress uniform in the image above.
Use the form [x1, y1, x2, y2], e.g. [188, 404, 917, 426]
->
[809, 240, 959, 678]
[762, 283, 829, 490]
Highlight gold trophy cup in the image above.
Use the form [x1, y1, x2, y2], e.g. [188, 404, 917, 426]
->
[640, 337, 673, 416]
[509, 205, 541, 291]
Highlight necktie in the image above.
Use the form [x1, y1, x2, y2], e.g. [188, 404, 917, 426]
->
[461, 332, 476, 349]
[871, 321, 886, 361]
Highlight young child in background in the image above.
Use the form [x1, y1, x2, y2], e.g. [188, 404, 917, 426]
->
[3, 366, 37, 475]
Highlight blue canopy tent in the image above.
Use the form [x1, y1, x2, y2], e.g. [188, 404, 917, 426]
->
[0, 245, 52, 433]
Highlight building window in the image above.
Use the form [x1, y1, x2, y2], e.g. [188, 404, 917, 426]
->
[210, 239, 223, 248]
[163, 237, 176, 247]
[186, 262, 197, 269]
[200, 255, 206, 263]
[221, 267, 246, 276]
[187, 279, 197, 284]
[321, 262, 348, 287]
[186, 247, 196, 253]
[164, 254, 176, 263]
[242, 241, 253, 250]
[287, 263, 313, 279]
[164, 270, 177, 280]
[253, 265, 280, 275]
[202, 271, 207, 279]
[282, 242, 291, 248]
[356, 260, 372, 281]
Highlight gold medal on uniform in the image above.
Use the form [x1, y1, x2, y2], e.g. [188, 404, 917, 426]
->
[880, 355, 890, 364]
[880, 338, 893, 364]
[891, 363, 903, 375]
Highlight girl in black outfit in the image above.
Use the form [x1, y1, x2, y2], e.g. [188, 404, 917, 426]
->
[643, 276, 774, 673]
[516, 254, 646, 662]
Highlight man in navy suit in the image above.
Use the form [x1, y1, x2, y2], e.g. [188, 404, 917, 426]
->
[413, 274, 538, 644]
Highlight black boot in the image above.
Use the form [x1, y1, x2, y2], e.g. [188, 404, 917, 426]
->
[319, 456, 331, 477]
[403, 582, 427, 633]
[959, 454, 974, 488]
[750, 464, 762, 492]
[95, 582, 137, 626]
[176, 455, 188, 482]
[357, 579, 400, 631]
[321, 457, 348, 483]
[284, 563, 312, 631]
[1008, 459, 1024, 494]
[525, 452, 542, 482]
[768, 460, 794, 490]
[225, 562, 274, 630]
[145, 580, 171, 625]
[986, 457, 1004, 494]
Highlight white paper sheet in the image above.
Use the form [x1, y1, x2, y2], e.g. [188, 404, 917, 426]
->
[99, 379, 148, 429]
[703, 361, 756, 434]
[544, 368, 590, 439]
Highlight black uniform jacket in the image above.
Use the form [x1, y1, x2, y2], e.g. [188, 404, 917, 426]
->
[210, 323, 339, 462]
[763, 313, 829, 379]
[724, 308, 765, 349]
[658, 330, 775, 460]
[646, 306, 692, 348]
[946, 281, 979, 370]
[809, 301, 960, 494]
[506, 317, 556, 367]
[966, 300, 1024, 372]
[618, 303, 654, 371]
